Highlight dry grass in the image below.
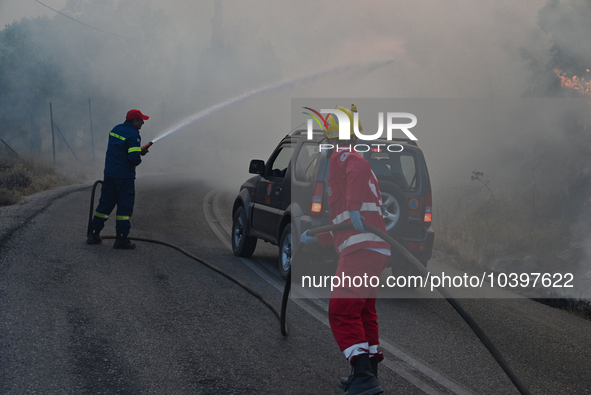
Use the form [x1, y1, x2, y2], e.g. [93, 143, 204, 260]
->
[0, 154, 73, 206]
[434, 176, 571, 272]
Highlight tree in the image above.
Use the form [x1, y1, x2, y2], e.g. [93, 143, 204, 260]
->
[0, 17, 63, 152]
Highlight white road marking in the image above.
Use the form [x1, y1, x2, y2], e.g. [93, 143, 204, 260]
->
[213, 191, 232, 234]
[203, 189, 473, 395]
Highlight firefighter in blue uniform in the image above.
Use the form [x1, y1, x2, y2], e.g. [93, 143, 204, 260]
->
[86, 109, 150, 249]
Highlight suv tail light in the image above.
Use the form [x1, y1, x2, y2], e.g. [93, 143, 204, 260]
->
[406, 241, 426, 251]
[310, 181, 325, 215]
[423, 193, 432, 227]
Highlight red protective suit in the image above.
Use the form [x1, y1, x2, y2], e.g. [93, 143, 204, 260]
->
[317, 147, 390, 362]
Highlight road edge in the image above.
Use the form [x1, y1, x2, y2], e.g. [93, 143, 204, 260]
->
[0, 181, 94, 244]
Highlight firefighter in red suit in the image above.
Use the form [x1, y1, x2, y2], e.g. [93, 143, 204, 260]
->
[300, 105, 389, 395]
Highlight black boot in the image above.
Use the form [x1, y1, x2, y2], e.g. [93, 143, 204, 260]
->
[343, 354, 383, 395]
[370, 357, 378, 379]
[339, 356, 379, 390]
[339, 366, 354, 390]
[86, 225, 102, 245]
[113, 233, 136, 250]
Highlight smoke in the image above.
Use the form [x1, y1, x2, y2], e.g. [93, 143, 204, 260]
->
[153, 59, 395, 144]
[7, 0, 591, 293]
[0, 4, 545, 130]
[132, 0, 551, 189]
[4, 2, 590, 232]
[0, 1, 577, 182]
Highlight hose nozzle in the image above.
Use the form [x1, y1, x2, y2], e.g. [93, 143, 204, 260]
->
[141, 141, 153, 155]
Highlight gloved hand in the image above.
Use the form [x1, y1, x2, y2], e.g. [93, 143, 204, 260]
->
[140, 142, 152, 156]
[300, 229, 318, 245]
[349, 210, 365, 233]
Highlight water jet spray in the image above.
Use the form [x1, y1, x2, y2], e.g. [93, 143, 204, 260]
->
[150, 59, 394, 145]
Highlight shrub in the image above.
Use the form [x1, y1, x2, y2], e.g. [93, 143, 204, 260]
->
[0, 155, 72, 206]
[0, 167, 32, 189]
[434, 172, 571, 270]
[0, 187, 19, 206]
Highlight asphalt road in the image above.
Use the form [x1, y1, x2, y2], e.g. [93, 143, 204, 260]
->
[0, 173, 590, 394]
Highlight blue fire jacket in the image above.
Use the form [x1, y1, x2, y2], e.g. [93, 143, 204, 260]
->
[103, 121, 142, 179]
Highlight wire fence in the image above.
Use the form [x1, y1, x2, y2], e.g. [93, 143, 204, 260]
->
[0, 99, 106, 167]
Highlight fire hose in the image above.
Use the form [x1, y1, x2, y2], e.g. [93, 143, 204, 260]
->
[282, 223, 531, 395]
[87, 180, 282, 322]
[87, 180, 529, 394]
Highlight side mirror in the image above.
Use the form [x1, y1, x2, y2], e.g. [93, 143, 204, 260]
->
[249, 159, 265, 175]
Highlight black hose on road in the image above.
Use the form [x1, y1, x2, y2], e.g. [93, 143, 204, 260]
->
[283, 223, 531, 395]
[87, 180, 284, 330]
[88, 180, 529, 394]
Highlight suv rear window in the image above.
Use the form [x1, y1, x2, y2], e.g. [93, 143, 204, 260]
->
[367, 150, 418, 191]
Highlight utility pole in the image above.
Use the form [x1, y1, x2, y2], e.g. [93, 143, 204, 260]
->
[88, 98, 95, 162]
[50, 101, 56, 164]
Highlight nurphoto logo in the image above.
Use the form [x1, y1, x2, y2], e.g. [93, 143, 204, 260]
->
[302, 107, 418, 152]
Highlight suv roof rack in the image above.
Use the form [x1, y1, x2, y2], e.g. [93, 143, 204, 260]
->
[289, 129, 324, 136]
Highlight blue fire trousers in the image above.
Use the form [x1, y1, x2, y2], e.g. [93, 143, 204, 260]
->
[91, 176, 135, 237]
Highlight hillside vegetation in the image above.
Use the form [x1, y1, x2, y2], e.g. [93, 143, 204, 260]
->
[0, 152, 72, 206]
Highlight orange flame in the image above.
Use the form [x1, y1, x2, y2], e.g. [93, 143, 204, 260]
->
[554, 68, 591, 97]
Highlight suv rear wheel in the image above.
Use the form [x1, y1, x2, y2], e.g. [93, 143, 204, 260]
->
[232, 206, 257, 257]
[379, 181, 409, 235]
[278, 224, 292, 280]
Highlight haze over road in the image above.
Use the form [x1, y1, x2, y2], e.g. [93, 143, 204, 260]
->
[0, 174, 590, 394]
